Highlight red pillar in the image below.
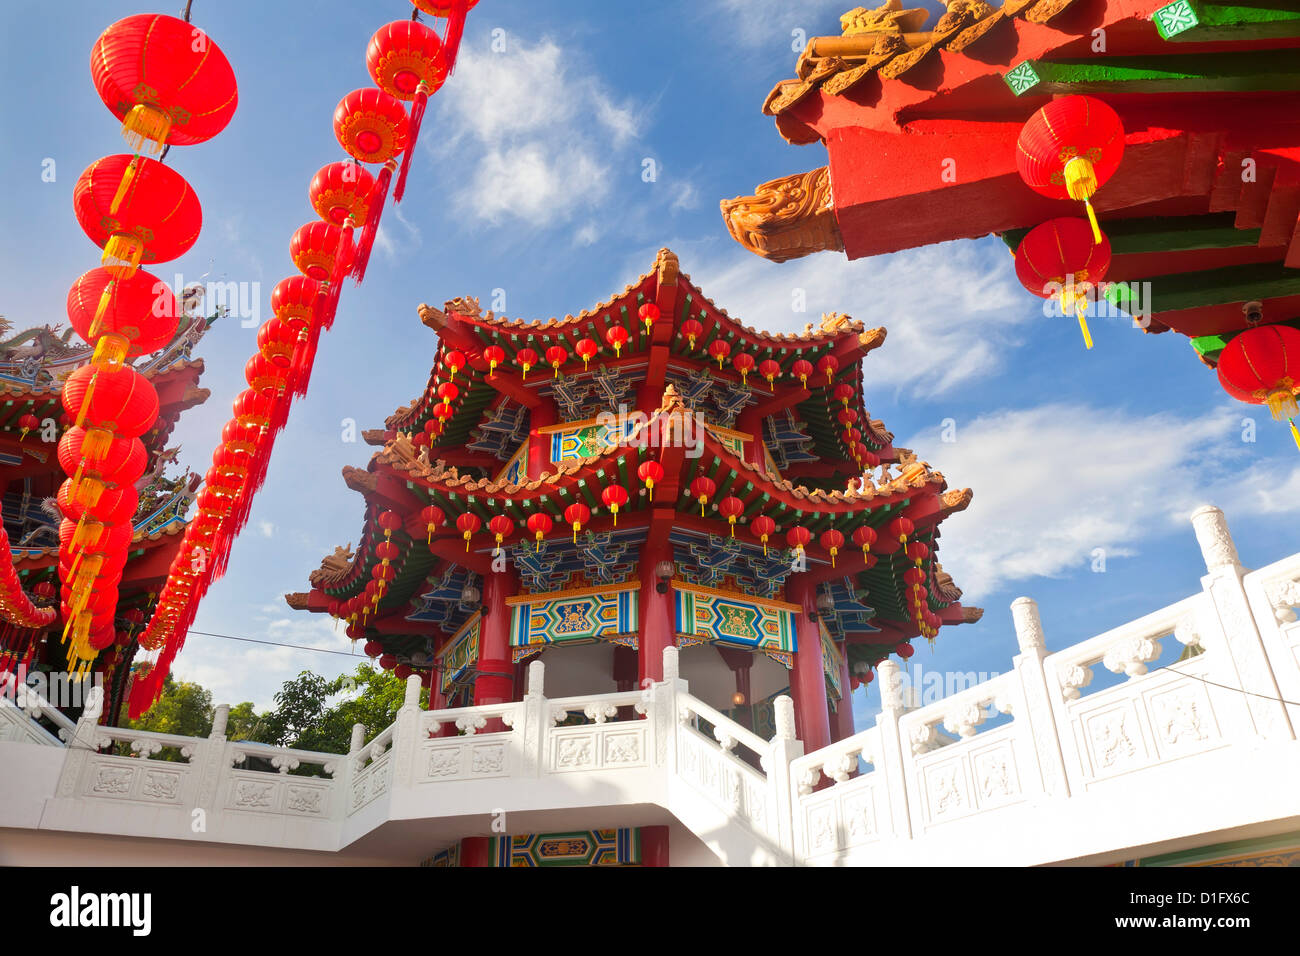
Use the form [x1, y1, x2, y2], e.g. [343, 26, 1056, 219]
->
[641, 825, 670, 867]
[526, 401, 557, 481]
[786, 575, 831, 753]
[460, 836, 491, 867]
[735, 408, 768, 471]
[638, 530, 676, 684]
[474, 566, 518, 709]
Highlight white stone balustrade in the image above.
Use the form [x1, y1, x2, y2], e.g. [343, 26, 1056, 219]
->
[2, 507, 1297, 866]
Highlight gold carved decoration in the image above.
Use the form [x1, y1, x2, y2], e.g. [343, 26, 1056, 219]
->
[720, 166, 844, 263]
[840, 2, 929, 36]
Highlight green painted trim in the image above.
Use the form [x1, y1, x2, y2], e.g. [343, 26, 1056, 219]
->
[1003, 60, 1041, 96]
[1157, 1, 1300, 43]
[1002, 214, 1260, 256]
[1023, 50, 1300, 95]
[1115, 261, 1300, 313]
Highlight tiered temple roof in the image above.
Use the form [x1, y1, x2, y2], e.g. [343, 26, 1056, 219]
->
[288, 250, 978, 693]
[721, 0, 1300, 355]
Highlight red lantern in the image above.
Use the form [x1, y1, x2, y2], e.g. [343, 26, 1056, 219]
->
[90, 14, 238, 153]
[515, 347, 538, 380]
[575, 338, 598, 369]
[420, 504, 445, 545]
[545, 345, 568, 378]
[363, 640, 382, 658]
[1015, 217, 1111, 350]
[444, 350, 466, 380]
[564, 503, 590, 543]
[333, 88, 410, 165]
[718, 495, 744, 537]
[680, 318, 703, 350]
[61, 365, 159, 438]
[456, 512, 480, 551]
[258, 318, 299, 369]
[888, 516, 914, 544]
[73, 155, 202, 277]
[245, 354, 289, 397]
[708, 339, 731, 370]
[233, 388, 275, 430]
[483, 345, 505, 374]
[526, 512, 553, 550]
[896, 642, 915, 660]
[821, 529, 845, 567]
[906, 541, 930, 565]
[786, 525, 811, 555]
[1218, 324, 1300, 447]
[601, 485, 628, 525]
[309, 161, 375, 227]
[1017, 95, 1124, 243]
[17, 413, 39, 439]
[816, 354, 839, 385]
[759, 359, 781, 385]
[833, 383, 854, 407]
[852, 524, 877, 560]
[379, 654, 397, 671]
[837, 408, 858, 426]
[290, 222, 352, 282]
[378, 510, 402, 537]
[732, 353, 755, 384]
[367, 19, 447, 202]
[606, 325, 629, 357]
[751, 515, 776, 555]
[437, 382, 459, 402]
[791, 359, 813, 387]
[488, 515, 514, 546]
[638, 460, 664, 502]
[66, 268, 179, 362]
[270, 276, 320, 333]
[639, 303, 660, 333]
[690, 476, 716, 516]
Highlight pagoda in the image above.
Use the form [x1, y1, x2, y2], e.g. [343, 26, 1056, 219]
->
[721, 0, 1300, 365]
[0, 305, 213, 725]
[287, 249, 976, 751]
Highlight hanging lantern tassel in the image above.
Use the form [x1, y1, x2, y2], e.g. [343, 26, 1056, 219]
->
[1063, 288, 1095, 351]
[440, 0, 470, 77]
[109, 156, 140, 216]
[1290, 418, 1300, 452]
[393, 84, 429, 204]
[1064, 157, 1103, 244]
[351, 160, 396, 284]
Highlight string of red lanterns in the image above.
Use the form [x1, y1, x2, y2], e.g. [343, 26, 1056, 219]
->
[128, 1, 476, 715]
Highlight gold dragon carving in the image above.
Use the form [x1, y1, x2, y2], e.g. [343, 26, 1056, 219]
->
[720, 166, 844, 263]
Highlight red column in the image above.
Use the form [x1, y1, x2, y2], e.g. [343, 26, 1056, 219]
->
[526, 401, 557, 481]
[832, 645, 855, 743]
[786, 574, 831, 753]
[638, 531, 676, 684]
[641, 825, 670, 867]
[474, 566, 518, 709]
[460, 836, 491, 867]
[735, 407, 768, 471]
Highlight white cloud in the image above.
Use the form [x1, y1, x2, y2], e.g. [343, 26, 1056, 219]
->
[574, 221, 601, 247]
[434, 36, 642, 228]
[695, 240, 1030, 399]
[710, 0, 848, 47]
[257, 520, 274, 538]
[671, 181, 701, 212]
[904, 402, 1300, 600]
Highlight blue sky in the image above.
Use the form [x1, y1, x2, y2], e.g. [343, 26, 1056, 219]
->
[2, 0, 1297, 723]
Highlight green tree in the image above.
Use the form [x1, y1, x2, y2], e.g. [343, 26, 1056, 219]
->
[126, 676, 214, 737]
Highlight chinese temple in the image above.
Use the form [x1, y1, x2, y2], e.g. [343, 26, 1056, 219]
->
[721, 0, 1300, 411]
[0, 305, 212, 725]
[287, 248, 978, 753]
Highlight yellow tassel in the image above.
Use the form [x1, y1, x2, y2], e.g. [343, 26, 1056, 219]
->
[1084, 200, 1102, 244]
[1290, 419, 1300, 452]
[102, 233, 144, 279]
[81, 426, 114, 461]
[1078, 313, 1093, 350]
[72, 371, 99, 430]
[109, 156, 139, 215]
[91, 333, 131, 371]
[121, 104, 172, 156]
[1265, 388, 1299, 422]
[89, 283, 116, 340]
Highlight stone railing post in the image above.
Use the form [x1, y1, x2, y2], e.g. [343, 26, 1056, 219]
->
[349, 723, 366, 755]
[193, 702, 231, 819]
[391, 675, 425, 788]
[651, 646, 686, 774]
[519, 659, 547, 777]
[1010, 597, 1071, 799]
[873, 660, 912, 840]
[54, 686, 105, 800]
[1191, 505, 1294, 740]
[768, 695, 802, 864]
